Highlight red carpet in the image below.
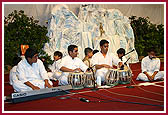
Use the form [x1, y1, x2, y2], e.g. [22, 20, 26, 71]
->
[3, 62, 165, 111]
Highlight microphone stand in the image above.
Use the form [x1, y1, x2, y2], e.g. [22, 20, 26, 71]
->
[125, 49, 135, 56]
[119, 57, 134, 88]
[123, 57, 134, 88]
[89, 67, 99, 91]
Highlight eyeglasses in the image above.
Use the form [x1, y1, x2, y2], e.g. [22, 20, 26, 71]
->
[103, 45, 109, 48]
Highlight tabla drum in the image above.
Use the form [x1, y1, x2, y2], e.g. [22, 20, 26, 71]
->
[105, 69, 119, 86]
[84, 72, 94, 88]
[68, 72, 85, 90]
[118, 69, 132, 84]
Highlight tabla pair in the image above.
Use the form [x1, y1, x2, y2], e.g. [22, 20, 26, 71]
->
[105, 69, 132, 86]
[68, 69, 132, 90]
[67, 72, 94, 89]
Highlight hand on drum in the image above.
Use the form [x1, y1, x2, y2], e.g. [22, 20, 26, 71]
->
[102, 64, 113, 69]
[73, 68, 82, 73]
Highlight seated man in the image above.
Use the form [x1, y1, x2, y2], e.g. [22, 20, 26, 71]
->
[48, 51, 63, 80]
[82, 47, 93, 68]
[91, 39, 123, 86]
[16, 48, 53, 92]
[136, 48, 164, 81]
[58, 45, 89, 85]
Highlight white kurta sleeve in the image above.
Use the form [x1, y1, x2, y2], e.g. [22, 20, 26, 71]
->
[55, 60, 62, 71]
[38, 60, 49, 80]
[58, 57, 66, 70]
[154, 58, 160, 72]
[79, 59, 89, 72]
[16, 63, 29, 83]
[91, 54, 98, 66]
[141, 58, 147, 73]
[122, 56, 127, 64]
[111, 53, 121, 65]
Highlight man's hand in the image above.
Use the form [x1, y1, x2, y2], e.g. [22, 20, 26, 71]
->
[144, 72, 153, 81]
[44, 79, 53, 88]
[102, 64, 113, 69]
[151, 71, 158, 81]
[86, 68, 92, 73]
[151, 75, 156, 81]
[32, 86, 40, 90]
[73, 68, 82, 72]
[118, 62, 123, 68]
[148, 76, 154, 81]
[24, 81, 40, 90]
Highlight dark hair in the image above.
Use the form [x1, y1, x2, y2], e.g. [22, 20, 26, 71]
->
[100, 39, 109, 46]
[84, 47, 93, 55]
[12, 56, 22, 66]
[147, 47, 156, 53]
[93, 50, 99, 55]
[68, 45, 78, 54]
[25, 48, 38, 60]
[54, 51, 63, 58]
[117, 48, 125, 55]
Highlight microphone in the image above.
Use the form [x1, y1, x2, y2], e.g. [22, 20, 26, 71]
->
[80, 98, 90, 102]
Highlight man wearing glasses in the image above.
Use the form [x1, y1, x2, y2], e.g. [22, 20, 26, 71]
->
[15, 48, 53, 92]
[91, 39, 123, 87]
[58, 45, 89, 85]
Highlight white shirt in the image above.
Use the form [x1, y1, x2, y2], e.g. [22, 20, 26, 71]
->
[141, 56, 160, 73]
[91, 52, 120, 67]
[48, 59, 61, 72]
[59, 55, 88, 72]
[120, 56, 127, 64]
[16, 59, 49, 83]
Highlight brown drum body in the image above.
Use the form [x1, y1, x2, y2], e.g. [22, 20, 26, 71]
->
[84, 72, 94, 88]
[118, 69, 132, 84]
[105, 69, 119, 86]
[68, 72, 85, 89]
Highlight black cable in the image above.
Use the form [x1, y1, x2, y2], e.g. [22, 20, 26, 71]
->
[92, 91, 164, 107]
[58, 88, 164, 107]
[89, 100, 164, 107]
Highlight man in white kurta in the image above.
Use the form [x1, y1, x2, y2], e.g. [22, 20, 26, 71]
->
[16, 48, 53, 92]
[58, 45, 89, 85]
[136, 49, 164, 81]
[91, 39, 122, 86]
